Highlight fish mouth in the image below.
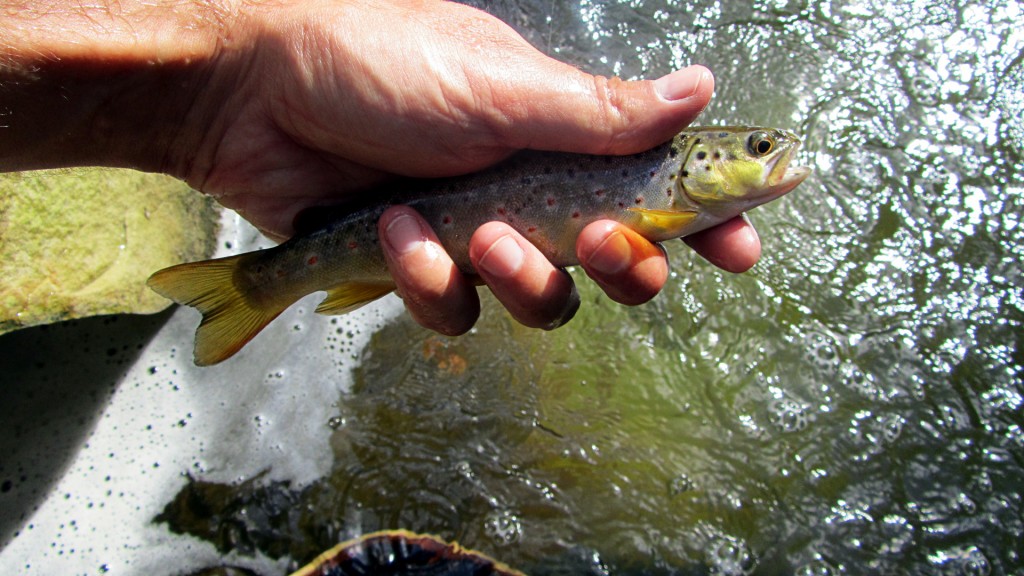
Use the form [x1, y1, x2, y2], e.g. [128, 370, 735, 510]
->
[762, 143, 812, 199]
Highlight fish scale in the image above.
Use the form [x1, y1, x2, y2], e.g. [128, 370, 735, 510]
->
[148, 126, 811, 365]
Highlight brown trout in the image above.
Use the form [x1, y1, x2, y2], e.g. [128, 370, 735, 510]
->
[149, 126, 811, 365]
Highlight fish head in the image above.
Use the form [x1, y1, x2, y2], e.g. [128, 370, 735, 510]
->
[675, 127, 811, 214]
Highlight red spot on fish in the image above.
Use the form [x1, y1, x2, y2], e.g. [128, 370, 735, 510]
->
[348, 241, 358, 250]
[595, 189, 605, 197]
[527, 226, 537, 233]
[497, 207, 507, 216]
[572, 211, 581, 219]
[307, 255, 319, 266]
[546, 197, 556, 206]
[442, 215, 452, 225]
[635, 196, 644, 204]
[276, 268, 286, 278]
[618, 201, 626, 208]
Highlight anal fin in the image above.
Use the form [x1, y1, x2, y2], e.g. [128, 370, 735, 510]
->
[316, 281, 396, 315]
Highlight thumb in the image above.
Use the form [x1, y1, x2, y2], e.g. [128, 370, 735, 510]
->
[489, 63, 715, 155]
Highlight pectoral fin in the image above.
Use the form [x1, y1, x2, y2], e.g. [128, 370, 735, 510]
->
[316, 282, 396, 315]
[627, 207, 699, 231]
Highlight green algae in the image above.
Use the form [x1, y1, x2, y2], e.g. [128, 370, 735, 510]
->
[0, 169, 218, 334]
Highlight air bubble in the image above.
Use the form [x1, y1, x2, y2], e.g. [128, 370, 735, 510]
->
[483, 509, 521, 546]
[768, 398, 810, 432]
[668, 474, 694, 496]
[327, 416, 346, 430]
[708, 535, 757, 576]
[881, 413, 904, 444]
[839, 362, 882, 399]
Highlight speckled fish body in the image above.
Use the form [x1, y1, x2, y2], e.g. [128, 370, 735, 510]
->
[149, 126, 811, 365]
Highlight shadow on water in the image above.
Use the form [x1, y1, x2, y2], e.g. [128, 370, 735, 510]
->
[0, 310, 173, 546]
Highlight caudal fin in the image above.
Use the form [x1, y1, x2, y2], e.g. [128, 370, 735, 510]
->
[147, 254, 292, 366]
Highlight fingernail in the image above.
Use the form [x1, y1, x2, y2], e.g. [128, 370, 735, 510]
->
[654, 65, 711, 101]
[477, 234, 525, 278]
[384, 213, 426, 256]
[587, 231, 632, 275]
[544, 276, 580, 330]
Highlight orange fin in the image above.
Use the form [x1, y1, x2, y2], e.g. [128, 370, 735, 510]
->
[147, 254, 293, 366]
[627, 207, 699, 231]
[315, 282, 395, 315]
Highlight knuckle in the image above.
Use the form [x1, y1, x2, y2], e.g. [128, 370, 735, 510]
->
[589, 74, 634, 154]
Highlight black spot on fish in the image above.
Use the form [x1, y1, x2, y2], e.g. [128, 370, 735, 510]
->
[713, 151, 721, 160]
[718, 132, 728, 138]
[696, 151, 707, 160]
[649, 170, 657, 177]
[567, 168, 575, 178]
[635, 196, 644, 204]
[520, 177, 532, 185]
[666, 187, 673, 196]
[695, 138, 702, 144]
[621, 169, 630, 177]
[669, 147, 679, 158]
[681, 170, 689, 177]
[705, 165, 712, 171]
[544, 166, 553, 174]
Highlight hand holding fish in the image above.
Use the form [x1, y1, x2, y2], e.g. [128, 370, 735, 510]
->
[0, 0, 783, 356]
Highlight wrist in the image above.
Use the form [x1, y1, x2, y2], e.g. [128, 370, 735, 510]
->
[0, 0, 244, 175]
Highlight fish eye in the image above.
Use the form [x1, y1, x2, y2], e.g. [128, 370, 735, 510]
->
[747, 132, 775, 156]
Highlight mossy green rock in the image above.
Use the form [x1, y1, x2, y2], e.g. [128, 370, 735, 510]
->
[0, 169, 218, 334]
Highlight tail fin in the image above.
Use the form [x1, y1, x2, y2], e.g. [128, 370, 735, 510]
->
[147, 254, 293, 366]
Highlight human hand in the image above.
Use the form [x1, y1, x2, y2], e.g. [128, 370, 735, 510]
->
[183, 0, 759, 333]
[0, 0, 761, 335]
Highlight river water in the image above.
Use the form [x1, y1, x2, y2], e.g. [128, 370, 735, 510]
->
[165, 0, 1023, 573]
[3, 0, 1022, 574]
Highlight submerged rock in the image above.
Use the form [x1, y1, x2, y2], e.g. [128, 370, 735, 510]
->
[0, 169, 217, 333]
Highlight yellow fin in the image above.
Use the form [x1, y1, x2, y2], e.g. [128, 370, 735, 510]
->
[627, 207, 699, 231]
[315, 282, 395, 315]
[147, 254, 293, 366]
